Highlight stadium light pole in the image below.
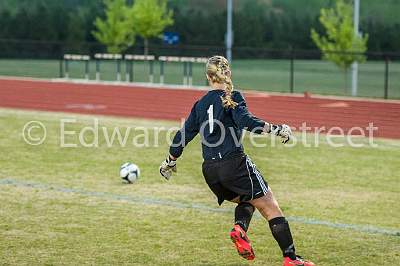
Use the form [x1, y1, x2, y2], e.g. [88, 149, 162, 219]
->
[351, 0, 360, 96]
[226, 0, 233, 62]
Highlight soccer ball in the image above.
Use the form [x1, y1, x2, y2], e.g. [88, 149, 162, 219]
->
[120, 162, 140, 183]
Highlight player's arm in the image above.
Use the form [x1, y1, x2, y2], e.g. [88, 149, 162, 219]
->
[160, 102, 199, 180]
[231, 92, 292, 143]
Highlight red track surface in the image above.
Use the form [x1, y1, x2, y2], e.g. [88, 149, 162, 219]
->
[1, 78, 399, 139]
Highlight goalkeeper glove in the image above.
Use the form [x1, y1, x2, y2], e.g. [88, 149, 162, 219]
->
[159, 155, 177, 180]
[269, 124, 292, 144]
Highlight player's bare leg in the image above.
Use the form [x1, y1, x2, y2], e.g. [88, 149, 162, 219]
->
[228, 197, 255, 260]
[249, 189, 315, 266]
[249, 189, 283, 220]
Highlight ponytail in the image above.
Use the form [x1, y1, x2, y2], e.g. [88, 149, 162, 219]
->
[220, 75, 237, 109]
[206, 55, 237, 109]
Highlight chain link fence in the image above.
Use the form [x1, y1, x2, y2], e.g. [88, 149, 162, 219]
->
[0, 39, 398, 99]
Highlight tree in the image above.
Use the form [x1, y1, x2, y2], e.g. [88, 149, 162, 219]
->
[92, 0, 135, 54]
[311, 0, 368, 92]
[129, 0, 173, 55]
[234, 1, 266, 47]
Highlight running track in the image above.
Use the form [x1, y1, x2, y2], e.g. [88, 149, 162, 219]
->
[0, 78, 399, 139]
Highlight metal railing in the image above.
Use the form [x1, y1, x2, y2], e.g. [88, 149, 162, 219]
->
[0, 39, 398, 99]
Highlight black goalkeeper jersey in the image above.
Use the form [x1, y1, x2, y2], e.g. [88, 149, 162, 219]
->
[169, 89, 265, 161]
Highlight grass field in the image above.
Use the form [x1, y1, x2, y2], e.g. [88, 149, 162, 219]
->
[0, 108, 399, 265]
[0, 59, 399, 99]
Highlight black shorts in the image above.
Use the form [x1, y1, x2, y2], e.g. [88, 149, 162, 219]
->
[202, 152, 269, 205]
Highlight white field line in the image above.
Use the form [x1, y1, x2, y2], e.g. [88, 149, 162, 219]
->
[0, 178, 398, 237]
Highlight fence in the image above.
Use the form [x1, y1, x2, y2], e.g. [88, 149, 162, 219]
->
[0, 39, 398, 99]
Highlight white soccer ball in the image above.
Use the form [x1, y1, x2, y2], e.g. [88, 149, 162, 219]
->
[120, 162, 140, 183]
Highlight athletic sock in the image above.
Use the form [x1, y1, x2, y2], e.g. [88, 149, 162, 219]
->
[268, 217, 296, 259]
[234, 202, 255, 232]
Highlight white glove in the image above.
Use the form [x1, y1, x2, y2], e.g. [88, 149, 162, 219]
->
[270, 124, 292, 144]
[159, 155, 177, 180]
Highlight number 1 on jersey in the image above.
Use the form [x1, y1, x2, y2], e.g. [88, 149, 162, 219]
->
[207, 105, 214, 133]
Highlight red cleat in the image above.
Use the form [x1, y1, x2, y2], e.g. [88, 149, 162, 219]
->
[230, 224, 255, 260]
[283, 256, 315, 266]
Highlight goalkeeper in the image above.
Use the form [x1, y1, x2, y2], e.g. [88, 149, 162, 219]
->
[159, 56, 315, 266]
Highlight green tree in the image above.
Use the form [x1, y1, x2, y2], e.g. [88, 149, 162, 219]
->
[311, 0, 368, 91]
[129, 0, 173, 55]
[92, 0, 135, 54]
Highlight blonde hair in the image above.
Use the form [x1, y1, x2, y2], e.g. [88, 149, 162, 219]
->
[206, 55, 237, 109]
